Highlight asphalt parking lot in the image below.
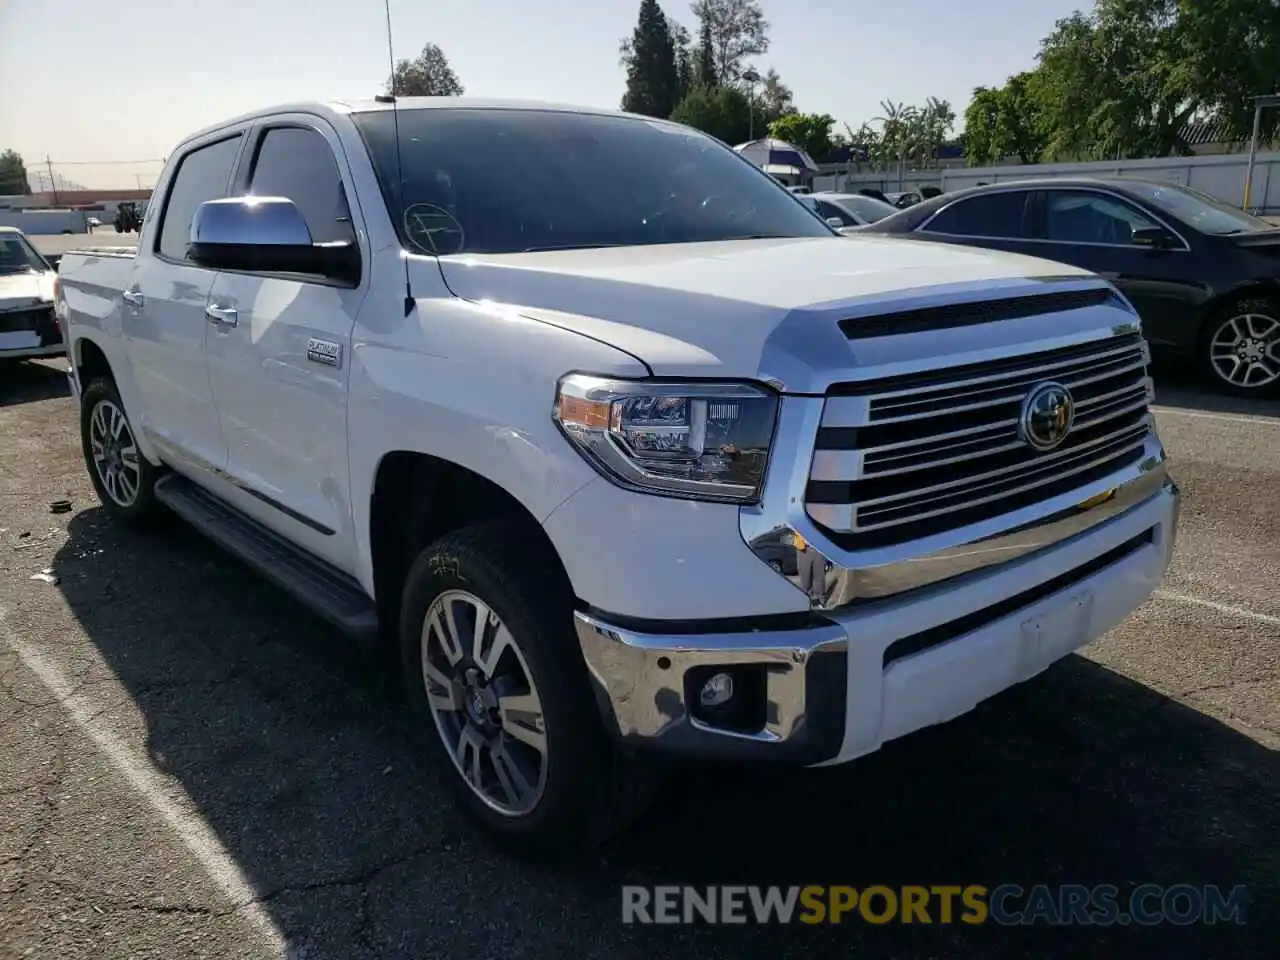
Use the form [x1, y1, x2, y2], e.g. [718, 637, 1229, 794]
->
[1, 358, 1276, 959]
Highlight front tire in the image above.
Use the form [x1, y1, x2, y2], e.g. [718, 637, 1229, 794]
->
[399, 520, 654, 853]
[80, 377, 160, 524]
[1201, 297, 1280, 397]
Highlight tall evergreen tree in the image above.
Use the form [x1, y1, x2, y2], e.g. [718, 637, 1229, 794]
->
[697, 19, 717, 86]
[621, 0, 680, 117]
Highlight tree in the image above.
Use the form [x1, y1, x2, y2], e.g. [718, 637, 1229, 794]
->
[0, 150, 30, 195]
[670, 84, 752, 145]
[963, 75, 1045, 165]
[917, 97, 956, 167]
[768, 112, 837, 163]
[756, 69, 794, 125]
[696, 17, 717, 86]
[388, 43, 464, 97]
[670, 20, 695, 102]
[690, 0, 769, 84]
[621, 0, 681, 118]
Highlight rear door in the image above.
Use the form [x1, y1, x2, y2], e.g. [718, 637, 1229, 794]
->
[202, 118, 366, 569]
[123, 132, 245, 475]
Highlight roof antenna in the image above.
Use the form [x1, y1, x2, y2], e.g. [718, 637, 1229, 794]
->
[377, 0, 414, 317]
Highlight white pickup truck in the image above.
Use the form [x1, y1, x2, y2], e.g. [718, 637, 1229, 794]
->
[56, 98, 1179, 850]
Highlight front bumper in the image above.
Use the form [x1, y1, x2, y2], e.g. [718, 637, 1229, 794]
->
[576, 478, 1178, 766]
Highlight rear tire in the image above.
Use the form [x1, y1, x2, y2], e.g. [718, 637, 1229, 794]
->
[1200, 296, 1280, 397]
[80, 377, 161, 525]
[398, 519, 656, 854]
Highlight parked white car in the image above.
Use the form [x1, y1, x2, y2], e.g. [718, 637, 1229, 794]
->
[56, 98, 1179, 851]
[811, 191, 899, 227]
[0, 227, 63, 361]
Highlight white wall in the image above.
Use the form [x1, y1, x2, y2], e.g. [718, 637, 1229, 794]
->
[815, 151, 1280, 213]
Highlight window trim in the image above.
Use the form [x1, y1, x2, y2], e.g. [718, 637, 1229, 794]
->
[152, 131, 248, 266]
[916, 184, 1192, 252]
[915, 188, 1035, 241]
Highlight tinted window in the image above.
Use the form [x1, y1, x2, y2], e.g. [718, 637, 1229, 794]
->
[921, 192, 1031, 238]
[157, 136, 241, 261]
[352, 109, 834, 255]
[1044, 191, 1160, 245]
[249, 127, 354, 244]
[814, 199, 857, 226]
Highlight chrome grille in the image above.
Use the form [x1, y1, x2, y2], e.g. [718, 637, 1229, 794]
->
[806, 333, 1153, 549]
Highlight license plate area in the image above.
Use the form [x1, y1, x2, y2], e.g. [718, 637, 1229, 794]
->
[1018, 590, 1095, 679]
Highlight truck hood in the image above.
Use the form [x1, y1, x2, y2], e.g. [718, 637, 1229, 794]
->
[436, 236, 1114, 391]
[0, 271, 55, 310]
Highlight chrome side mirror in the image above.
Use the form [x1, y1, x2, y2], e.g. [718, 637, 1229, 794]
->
[188, 197, 360, 284]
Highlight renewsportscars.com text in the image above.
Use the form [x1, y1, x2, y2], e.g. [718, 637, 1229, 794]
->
[621, 884, 1250, 926]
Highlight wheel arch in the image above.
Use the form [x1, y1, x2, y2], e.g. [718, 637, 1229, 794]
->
[74, 336, 114, 387]
[1198, 279, 1280, 340]
[368, 451, 574, 640]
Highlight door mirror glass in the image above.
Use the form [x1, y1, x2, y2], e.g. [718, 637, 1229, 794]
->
[188, 196, 358, 282]
[1131, 225, 1176, 249]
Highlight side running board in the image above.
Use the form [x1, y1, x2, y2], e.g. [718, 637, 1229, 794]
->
[154, 474, 379, 643]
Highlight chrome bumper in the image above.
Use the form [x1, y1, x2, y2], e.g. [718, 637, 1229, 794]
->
[741, 394, 1170, 611]
[576, 480, 1178, 765]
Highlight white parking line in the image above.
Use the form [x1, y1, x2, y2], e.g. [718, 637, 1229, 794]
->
[1151, 406, 1280, 427]
[1154, 590, 1280, 627]
[0, 610, 286, 954]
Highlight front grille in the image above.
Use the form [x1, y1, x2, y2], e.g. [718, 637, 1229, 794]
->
[807, 333, 1153, 550]
[0, 305, 59, 345]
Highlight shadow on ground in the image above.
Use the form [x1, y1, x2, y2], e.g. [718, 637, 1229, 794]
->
[1149, 355, 1280, 418]
[0, 360, 70, 408]
[50, 507, 1277, 957]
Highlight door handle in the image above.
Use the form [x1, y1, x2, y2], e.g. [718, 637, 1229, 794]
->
[205, 304, 239, 328]
[122, 289, 144, 308]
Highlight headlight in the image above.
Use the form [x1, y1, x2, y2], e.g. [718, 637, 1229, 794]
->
[553, 374, 779, 503]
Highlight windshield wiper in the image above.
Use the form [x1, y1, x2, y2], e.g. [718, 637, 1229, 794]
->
[520, 242, 628, 252]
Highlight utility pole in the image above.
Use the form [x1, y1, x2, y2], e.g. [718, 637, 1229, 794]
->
[743, 67, 761, 142]
[45, 155, 58, 205]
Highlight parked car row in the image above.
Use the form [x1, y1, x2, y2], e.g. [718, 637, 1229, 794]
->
[859, 177, 1280, 396]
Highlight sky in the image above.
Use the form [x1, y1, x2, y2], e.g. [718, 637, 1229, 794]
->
[0, 0, 1085, 190]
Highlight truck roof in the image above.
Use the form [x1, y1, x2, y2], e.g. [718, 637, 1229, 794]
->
[175, 97, 637, 153]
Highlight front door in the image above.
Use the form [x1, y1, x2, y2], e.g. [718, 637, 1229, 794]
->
[123, 133, 244, 475]
[203, 119, 366, 569]
[1032, 189, 1202, 349]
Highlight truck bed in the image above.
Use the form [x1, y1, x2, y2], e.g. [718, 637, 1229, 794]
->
[58, 248, 139, 341]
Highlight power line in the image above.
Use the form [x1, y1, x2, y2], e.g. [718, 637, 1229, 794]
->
[23, 157, 165, 166]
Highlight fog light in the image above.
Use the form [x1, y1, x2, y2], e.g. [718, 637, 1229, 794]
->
[699, 672, 734, 707]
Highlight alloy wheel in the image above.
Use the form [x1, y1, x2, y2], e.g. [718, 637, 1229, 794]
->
[1209, 312, 1280, 390]
[420, 589, 548, 816]
[89, 399, 142, 507]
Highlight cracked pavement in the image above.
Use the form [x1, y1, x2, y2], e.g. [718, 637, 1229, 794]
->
[0, 358, 1277, 959]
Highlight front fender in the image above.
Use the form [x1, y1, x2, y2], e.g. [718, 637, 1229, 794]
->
[346, 292, 648, 597]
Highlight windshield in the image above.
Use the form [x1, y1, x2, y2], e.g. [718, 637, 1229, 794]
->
[352, 108, 834, 255]
[831, 195, 897, 223]
[0, 233, 50, 274]
[1125, 182, 1271, 235]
